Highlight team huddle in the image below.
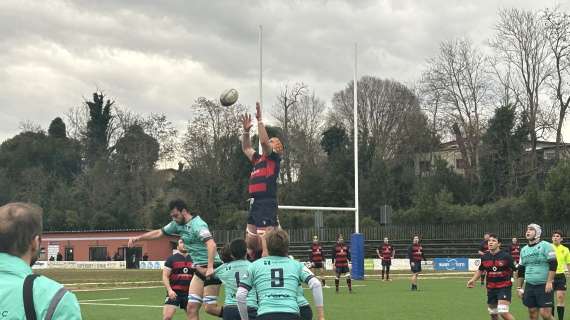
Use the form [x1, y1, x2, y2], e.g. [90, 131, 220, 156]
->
[467, 225, 570, 320]
[129, 102, 325, 320]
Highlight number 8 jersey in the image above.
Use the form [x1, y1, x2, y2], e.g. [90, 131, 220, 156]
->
[239, 256, 315, 316]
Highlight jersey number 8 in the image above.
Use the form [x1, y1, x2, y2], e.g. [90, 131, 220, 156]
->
[271, 268, 284, 287]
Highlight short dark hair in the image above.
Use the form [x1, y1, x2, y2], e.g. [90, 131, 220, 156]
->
[168, 199, 188, 212]
[553, 230, 564, 237]
[488, 233, 501, 243]
[0, 203, 43, 257]
[230, 238, 247, 260]
[220, 243, 233, 263]
[266, 229, 289, 257]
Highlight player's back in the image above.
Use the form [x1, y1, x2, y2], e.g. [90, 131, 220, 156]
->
[215, 259, 258, 308]
[244, 256, 311, 315]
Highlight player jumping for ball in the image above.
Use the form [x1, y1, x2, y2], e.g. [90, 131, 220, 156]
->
[240, 102, 284, 259]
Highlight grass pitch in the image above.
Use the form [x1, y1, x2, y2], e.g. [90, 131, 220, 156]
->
[40, 269, 533, 319]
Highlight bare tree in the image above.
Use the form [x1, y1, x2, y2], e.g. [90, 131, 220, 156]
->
[490, 8, 553, 172]
[288, 91, 327, 168]
[273, 83, 308, 184]
[331, 76, 422, 160]
[422, 38, 492, 180]
[543, 7, 570, 160]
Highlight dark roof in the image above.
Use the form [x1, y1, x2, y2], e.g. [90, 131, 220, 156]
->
[44, 228, 149, 234]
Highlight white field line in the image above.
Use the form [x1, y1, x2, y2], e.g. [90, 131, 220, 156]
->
[65, 280, 161, 286]
[79, 302, 162, 308]
[74, 286, 164, 292]
[78, 298, 130, 302]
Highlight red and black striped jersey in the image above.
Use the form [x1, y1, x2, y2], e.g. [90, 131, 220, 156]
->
[248, 152, 281, 199]
[509, 244, 520, 263]
[333, 243, 350, 267]
[310, 243, 324, 263]
[408, 243, 425, 262]
[165, 253, 193, 294]
[379, 244, 394, 261]
[479, 250, 516, 289]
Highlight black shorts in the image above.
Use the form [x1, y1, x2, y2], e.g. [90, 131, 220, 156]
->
[311, 262, 323, 269]
[193, 262, 223, 286]
[165, 294, 188, 310]
[410, 261, 422, 273]
[336, 266, 349, 274]
[554, 274, 567, 291]
[299, 305, 313, 320]
[222, 305, 257, 320]
[523, 283, 554, 308]
[487, 287, 512, 305]
[247, 198, 279, 228]
[381, 260, 391, 267]
[257, 313, 300, 320]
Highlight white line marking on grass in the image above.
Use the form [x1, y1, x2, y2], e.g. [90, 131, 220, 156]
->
[74, 286, 164, 292]
[79, 298, 130, 302]
[66, 280, 161, 286]
[79, 302, 162, 308]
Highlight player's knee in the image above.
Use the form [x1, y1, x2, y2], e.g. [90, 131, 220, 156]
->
[539, 309, 551, 318]
[496, 304, 509, 314]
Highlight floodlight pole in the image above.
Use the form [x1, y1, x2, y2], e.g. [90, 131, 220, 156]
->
[354, 43, 359, 234]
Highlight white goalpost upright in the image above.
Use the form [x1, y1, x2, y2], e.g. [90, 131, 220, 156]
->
[256, 27, 364, 279]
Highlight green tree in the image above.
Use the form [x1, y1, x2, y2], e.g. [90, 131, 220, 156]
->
[544, 161, 570, 221]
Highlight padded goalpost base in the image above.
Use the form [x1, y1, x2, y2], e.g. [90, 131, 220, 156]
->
[350, 233, 365, 280]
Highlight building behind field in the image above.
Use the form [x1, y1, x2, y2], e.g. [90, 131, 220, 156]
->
[40, 229, 176, 268]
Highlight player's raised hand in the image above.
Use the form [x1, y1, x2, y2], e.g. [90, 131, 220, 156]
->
[241, 114, 253, 132]
[128, 236, 138, 248]
[255, 102, 262, 121]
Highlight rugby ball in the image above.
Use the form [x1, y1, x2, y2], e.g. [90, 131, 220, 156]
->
[220, 88, 239, 106]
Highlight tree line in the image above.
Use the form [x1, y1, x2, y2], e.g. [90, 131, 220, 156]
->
[1, 7, 570, 231]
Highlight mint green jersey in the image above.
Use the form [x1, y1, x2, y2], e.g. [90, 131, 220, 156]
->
[297, 285, 309, 307]
[519, 240, 557, 285]
[0, 253, 82, 319]
[240, 256, 314, 316]
[215, 260, 258, 308]
[162, 216, 221, 265]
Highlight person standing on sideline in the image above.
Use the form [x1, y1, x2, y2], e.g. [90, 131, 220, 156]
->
[552, 230, 570, 320]
[408, 235, 425, 291]
[376, 237, 395, 281]
[0, 202, 82, 319]
[310, 235, 325, 286]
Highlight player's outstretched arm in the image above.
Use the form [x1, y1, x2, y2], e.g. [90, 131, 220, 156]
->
[255, 102, 272, 156]
[236, 287, 250, 320]
[128, 229, 164, 247]
[240, 113, 255, 161]
[308, 277, 325, 320]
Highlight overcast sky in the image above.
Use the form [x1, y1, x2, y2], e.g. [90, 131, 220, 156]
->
[1, 0, 569, 147]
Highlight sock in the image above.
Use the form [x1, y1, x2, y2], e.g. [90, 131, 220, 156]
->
[347, 278, 352, 291]
[321, 278, 325, 286]
[558, 306, 565, 320]
[335, 278, 339, 292]
[386, 268, 390, 280]
[381, 269, 385, 280]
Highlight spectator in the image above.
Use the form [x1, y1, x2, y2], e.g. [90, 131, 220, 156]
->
[0, 202, 82, 319]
